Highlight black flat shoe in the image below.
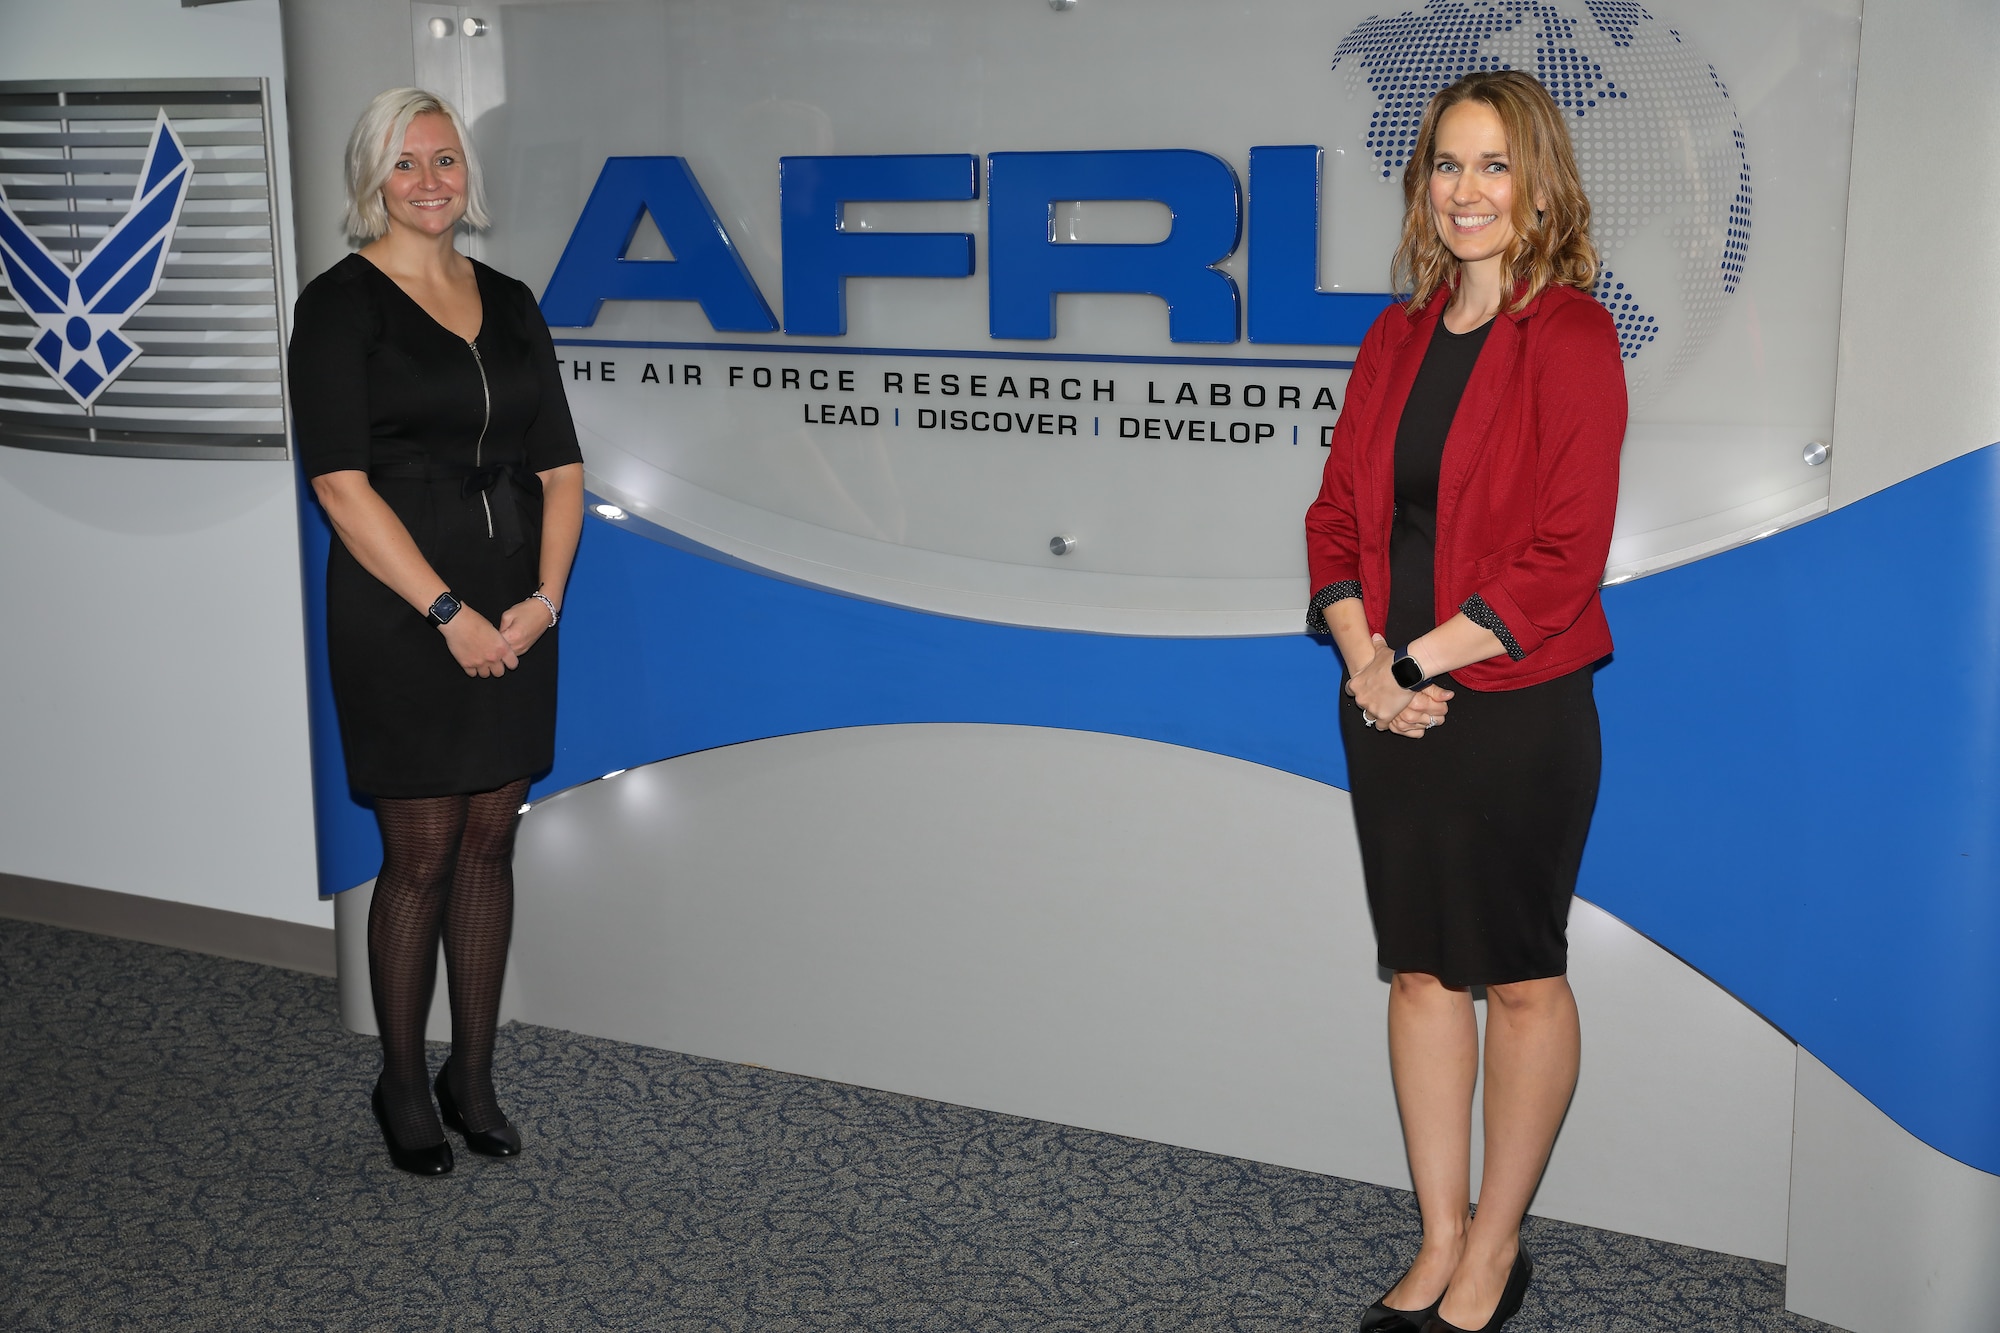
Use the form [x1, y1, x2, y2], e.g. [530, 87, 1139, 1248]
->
[1423, 1248, 1531, 1333]
[435, 1059, 522, 1157]
[371, 1080, 453, 1176]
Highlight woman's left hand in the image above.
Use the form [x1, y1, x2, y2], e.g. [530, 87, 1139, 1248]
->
[499, 597, 556, 656]
[1348, 635, 1415, 725]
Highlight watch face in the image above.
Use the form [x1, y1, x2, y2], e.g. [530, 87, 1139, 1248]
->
[430, 593, 461, 624]
[1392, 655, 1425, 689]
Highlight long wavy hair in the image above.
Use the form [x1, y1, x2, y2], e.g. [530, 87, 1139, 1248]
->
[1392, 70, 1597, 313]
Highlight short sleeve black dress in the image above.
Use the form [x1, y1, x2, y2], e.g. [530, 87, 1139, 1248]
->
[289, 254, 584, 798]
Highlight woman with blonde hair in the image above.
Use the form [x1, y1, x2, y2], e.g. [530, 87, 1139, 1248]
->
[290, 89, 585, 1175]
[1303, 71, 1626, 1332]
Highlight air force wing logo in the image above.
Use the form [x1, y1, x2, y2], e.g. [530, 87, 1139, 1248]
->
[0, 111, 192, 409]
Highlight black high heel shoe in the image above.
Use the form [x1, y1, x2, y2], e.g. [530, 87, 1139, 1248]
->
[434, 1058, 522, 1157]
[1359, 1289, 1442, 1332]
[1422, 1247, 1532, 1333]
[371, 1079, 453, 1176]
[1359, 1258, 1447, 1333]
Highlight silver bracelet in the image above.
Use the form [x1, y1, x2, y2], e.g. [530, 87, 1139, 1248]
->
[529, 590, 559, 627]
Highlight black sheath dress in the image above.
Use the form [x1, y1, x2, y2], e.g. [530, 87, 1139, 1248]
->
[1339, 317, 1601, 987]
[290, 254, 583, 798]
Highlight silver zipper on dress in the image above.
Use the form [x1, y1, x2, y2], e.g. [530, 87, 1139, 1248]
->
[467, 337, 494, 539]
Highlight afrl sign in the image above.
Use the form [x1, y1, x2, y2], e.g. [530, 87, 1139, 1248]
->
[0, 113, 190, 408]
[449, 0, 1857, 634]
[0, 78, 291, 460]
[541, 148, 1391, 347]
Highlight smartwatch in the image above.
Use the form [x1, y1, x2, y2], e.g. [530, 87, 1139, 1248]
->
[426, 591, 462, 627]
[1390, 649, 1428, 691]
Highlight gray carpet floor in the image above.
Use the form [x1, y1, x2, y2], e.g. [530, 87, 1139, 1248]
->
[0, 917, 1838, 1332]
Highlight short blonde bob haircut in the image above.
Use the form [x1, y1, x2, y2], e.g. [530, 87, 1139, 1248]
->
[1393, 70, 1597, 314]
[342, 87, 489, 244]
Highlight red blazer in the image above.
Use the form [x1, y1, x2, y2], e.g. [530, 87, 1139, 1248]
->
[1304, 283, 1627, 690]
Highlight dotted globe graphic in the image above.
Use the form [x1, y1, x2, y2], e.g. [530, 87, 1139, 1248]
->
[1333, 1, 1752, 400]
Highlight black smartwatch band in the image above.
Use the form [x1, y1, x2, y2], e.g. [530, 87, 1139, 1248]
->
[1390, 650, 1427, 691]
[426, 591, 462, 627]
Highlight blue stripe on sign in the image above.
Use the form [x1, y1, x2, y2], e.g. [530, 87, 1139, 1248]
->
[77, 176, 181, 306]
[140, 121, 185, 196]
[551, 336, 1358, 372]
[86, 238, 166, 320]
[0, 209, 71, 310]
[299, 443, 2000, 1176]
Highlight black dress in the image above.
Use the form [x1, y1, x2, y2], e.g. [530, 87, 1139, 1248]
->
[1339, 317, 1601, 987]
[289, 254, 583, 798]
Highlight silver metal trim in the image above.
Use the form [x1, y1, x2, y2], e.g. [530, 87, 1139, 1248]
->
[113, 365, 281, 383]
[0, 433, 286, 461]
[0, 105, 266, 122]
[256, 75, 294, 464]
[0, 78, 264, 94]
[0, 131, 266, 147]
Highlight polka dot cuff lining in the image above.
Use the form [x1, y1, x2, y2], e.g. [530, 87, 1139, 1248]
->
[1461, 593, 1526, 660]
[1305, 581, 1363, 634]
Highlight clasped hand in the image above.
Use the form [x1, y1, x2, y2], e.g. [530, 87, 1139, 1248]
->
[439, 598, 555, 678]
[1346, 635, 1454, 738]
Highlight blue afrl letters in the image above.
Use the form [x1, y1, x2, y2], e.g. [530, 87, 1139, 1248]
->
[987, 150, 1241, 343]
[1247, 146, 1394, 345]
[542, 148, 1391, 345]
[780, 155, 978, 336]
[540, 157, 777, 331]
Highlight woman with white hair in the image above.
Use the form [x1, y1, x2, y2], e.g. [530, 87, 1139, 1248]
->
[289, 89, 585, 1176]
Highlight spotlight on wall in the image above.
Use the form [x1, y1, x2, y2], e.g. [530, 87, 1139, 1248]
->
[593, 503, 628, 520]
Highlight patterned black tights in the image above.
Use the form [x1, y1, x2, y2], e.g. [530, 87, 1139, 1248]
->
[368, 778, 530, 1149]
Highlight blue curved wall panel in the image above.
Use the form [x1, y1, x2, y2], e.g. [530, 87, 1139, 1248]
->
[1582, 446, 2000, 1177]
[298, 496, 1354, 896]
[300, 444, 2000, 1177]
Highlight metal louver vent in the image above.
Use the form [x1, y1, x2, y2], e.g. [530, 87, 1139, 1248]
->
[0, 77, 288, 460]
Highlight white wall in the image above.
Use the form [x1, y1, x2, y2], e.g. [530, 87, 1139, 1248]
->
[1791, 2, 2000, 1324]
[1787, 1052, 2000, 1333]
[0, 0, 321, 926]
[276, 0, 417, 284]
[502, 723, 1800, 1263]
[1829, 0, 2000, 505]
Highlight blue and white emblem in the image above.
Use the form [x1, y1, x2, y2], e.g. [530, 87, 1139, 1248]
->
[0, 111, 192, 409]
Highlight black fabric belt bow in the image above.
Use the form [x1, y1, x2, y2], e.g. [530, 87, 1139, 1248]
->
[370, 461, 535, 556]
